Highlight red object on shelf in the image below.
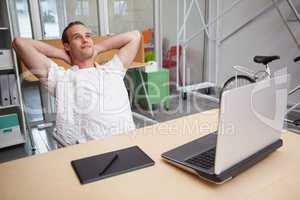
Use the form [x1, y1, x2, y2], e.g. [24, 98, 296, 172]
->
[163, 45, 182, 69]
[163, 45, 184, 90]
[143, 29, 154, 44]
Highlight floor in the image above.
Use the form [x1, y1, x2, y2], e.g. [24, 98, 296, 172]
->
[1, 86, 300, 164]
[285, 109, 300, 134]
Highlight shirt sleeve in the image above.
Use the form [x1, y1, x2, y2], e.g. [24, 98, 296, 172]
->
[40, 59, 66, 96]
[101, 54, 126, 77]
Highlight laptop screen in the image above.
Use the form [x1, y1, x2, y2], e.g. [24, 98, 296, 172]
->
[214, 75, 289, 175]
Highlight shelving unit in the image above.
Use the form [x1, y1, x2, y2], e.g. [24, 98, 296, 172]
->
[0, 0, 26, 149]
[0, 105, 19, 110]
[0, 0, 13, 71]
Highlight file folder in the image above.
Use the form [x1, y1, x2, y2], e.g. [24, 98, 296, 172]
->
[71, 146, 155, 184]
[8, 74, 19, 105]
[0, 113, 25, 148]
[0, 74, 10, 106]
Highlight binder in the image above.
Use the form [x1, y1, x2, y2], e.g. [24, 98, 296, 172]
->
[0, 113, 25, 148]
[71, 146, 155, 184]
[8, 74, 19, 105]
[0, 74, 10, 106]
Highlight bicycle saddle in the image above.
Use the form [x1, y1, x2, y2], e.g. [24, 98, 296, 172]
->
[294, 56, 300, 63]
[253, 55, 280, 65]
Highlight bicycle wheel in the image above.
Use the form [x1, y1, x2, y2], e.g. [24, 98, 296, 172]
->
[220, 75, 255, 98]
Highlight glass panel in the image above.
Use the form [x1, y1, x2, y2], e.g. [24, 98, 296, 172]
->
[108, 0, 155, 63]
[161, 0, 206, 86]
[182, 0, 206, 85]
[14, 0, 33, 38]
[108, 0, 154, 34]
[39, 0, 60, 38]
[40, 0, 100, 39]
[64, 0, 99, 35]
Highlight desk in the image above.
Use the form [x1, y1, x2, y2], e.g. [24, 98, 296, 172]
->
[0, 109, 299, 200]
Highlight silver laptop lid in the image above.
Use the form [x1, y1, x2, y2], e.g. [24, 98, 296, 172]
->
[215, 75, 289, 175]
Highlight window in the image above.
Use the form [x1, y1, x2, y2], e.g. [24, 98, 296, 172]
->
[12, 0, 33, 38]
[113, 1, 128, 16]
[108, 0, 154, 34]
[65, 0, 99, 35]
[108, 0, 155, 64]
[39, 0, 100, 39]
[75, 0, 89, 16]
[39, 0, 60, 38]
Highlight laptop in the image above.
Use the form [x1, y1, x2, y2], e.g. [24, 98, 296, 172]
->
[161, 75, 289, 184]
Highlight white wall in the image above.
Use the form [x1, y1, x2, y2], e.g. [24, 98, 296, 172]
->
[161, 0, 300, 104]
[217, 0, 300, 103]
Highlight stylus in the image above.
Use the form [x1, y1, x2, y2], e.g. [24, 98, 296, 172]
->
[99, 154, 119, 176]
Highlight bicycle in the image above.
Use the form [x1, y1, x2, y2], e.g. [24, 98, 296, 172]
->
[221, 55, 300, 126]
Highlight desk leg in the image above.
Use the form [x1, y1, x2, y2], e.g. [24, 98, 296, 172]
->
[22, 104, 37, 154]
[164, 97, 171, 110]
[138, 69, 154, 116]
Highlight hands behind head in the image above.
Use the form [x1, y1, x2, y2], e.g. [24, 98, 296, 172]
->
[61, 49, 72, 65]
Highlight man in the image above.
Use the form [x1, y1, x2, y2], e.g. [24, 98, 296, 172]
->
[13, 21, 141, 145]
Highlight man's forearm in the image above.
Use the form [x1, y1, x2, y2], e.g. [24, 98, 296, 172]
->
[12, 38, 70, 63]
[94, 31, 141, 54]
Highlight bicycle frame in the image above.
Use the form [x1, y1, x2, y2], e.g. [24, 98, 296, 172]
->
[232, 64, 300, 116]
[232, 64, 271, 80]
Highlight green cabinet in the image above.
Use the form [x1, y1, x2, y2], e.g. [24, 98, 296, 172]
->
[127, 68, 170, 111]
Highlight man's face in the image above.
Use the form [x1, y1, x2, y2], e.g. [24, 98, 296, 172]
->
[64, 24, 95, 61]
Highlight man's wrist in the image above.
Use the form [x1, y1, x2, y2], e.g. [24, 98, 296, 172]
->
[94, 44, 106, 55]
[58, 49, 71, 64]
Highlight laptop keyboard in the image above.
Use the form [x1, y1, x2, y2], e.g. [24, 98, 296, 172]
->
[185, 148, 216, 170]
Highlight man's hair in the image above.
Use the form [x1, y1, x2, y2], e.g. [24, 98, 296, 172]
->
[61, 21, 86, 44]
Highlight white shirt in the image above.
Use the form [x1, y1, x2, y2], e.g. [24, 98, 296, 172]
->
[43, 55, 136, 145]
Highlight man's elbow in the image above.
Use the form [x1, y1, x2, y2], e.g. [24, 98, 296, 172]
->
[12, 37, 24, 50]
[130, 30, 141, 42]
